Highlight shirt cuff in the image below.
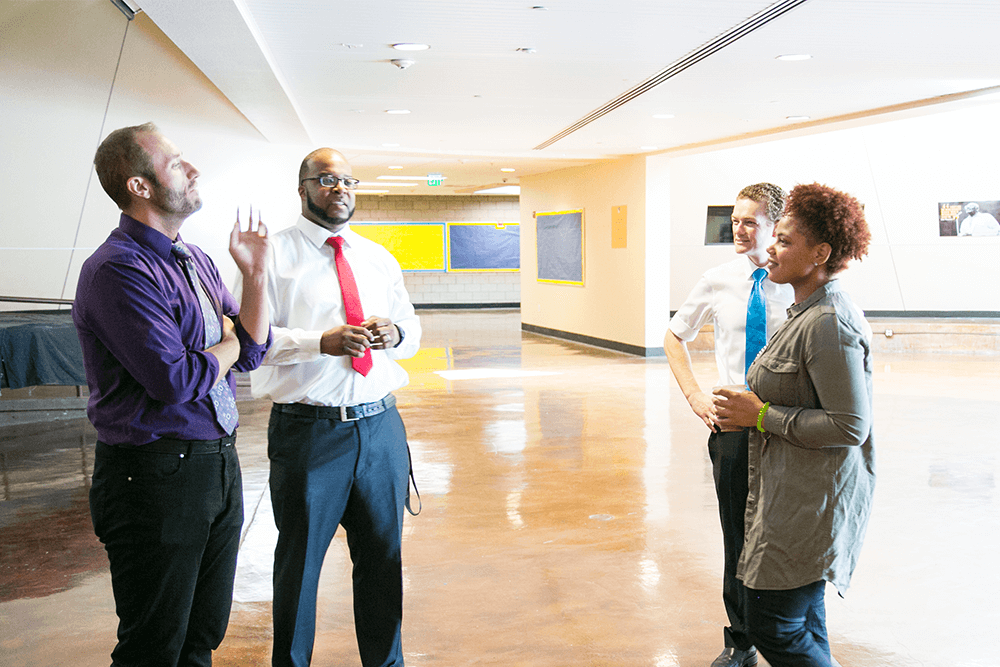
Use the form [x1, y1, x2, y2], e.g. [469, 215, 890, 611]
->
[667, 317, 699, 342]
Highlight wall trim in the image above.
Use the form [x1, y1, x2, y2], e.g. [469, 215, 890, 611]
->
[862, 311, 1000, 318]
[521, 323, 664, 357]
[668, 310, 1000, 319]
[415, 302, 519, 310]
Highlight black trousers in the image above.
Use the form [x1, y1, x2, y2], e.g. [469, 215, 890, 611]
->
[90, 439, 243, 667]
[708, 429, 752, 650]
[268, 403, 410, 667]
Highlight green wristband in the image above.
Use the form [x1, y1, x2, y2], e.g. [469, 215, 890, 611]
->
[756, 402, 770, 433]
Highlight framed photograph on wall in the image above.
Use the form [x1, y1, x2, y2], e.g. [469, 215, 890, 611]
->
[938, 200, 1000, 237]
[705, 205, 734, 245]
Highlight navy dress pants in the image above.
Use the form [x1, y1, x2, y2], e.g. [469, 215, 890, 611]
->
[707, 429, 753, 650]
[268, 403, 409, 667]
[747, 581, 832, 667]
[90, 438, 243, 667]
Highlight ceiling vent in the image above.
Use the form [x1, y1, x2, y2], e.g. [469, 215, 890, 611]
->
[534, 0, 811, 150]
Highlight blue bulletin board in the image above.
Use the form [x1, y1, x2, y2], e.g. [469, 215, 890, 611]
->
[535, 209, 584, 285]
[447, 222, 520, 271]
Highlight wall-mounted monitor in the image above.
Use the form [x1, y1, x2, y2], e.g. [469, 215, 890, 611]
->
[705, 205, 734, 245]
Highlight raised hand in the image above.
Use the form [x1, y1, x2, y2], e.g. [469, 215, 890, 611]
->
[230, 205, 269, 278]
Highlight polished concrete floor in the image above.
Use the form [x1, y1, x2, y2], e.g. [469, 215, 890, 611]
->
[1, 309, 998, 666]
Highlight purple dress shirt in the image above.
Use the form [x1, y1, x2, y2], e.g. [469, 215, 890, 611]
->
[73, 214, 271, 445]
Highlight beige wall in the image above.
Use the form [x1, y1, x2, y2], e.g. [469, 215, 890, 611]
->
[520, 156, 652, 350]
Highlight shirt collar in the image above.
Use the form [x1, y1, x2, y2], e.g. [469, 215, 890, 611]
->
[788, 279, 841, 318]
[743, 255, 770, 281]
[119, 213, 175, 260]
[296, 214, 358, 249]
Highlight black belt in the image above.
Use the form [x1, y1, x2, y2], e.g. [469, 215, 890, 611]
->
[274, 394, 396, 422]
[99, 434, 237, 455]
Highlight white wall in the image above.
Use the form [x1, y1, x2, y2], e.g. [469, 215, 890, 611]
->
[1, 2, 305, 312]
[662, 99, 1000, 313]
[517, 97, 1000, 353]
[1, 1, 518, 314]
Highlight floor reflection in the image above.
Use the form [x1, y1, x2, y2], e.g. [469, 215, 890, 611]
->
[0, 421, 105, 602]
[0, 310, 997, 667]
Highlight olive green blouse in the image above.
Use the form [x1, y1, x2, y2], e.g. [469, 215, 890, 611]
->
[739, 280, 876, 596]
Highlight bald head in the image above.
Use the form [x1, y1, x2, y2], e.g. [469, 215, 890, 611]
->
[298, 148, 349, 184]
[298, 148, 355, 232]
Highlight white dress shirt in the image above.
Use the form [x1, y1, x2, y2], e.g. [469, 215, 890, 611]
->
[668, 256, 794, 387]
[235, 216, 421, 406]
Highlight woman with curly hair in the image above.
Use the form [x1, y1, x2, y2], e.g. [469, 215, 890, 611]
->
[713, 183, 875, 666]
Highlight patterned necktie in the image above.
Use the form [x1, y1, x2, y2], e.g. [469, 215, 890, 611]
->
[745, 267, 768, 377]
[326, 235, 373, 376]
[170, 241, 239, 434]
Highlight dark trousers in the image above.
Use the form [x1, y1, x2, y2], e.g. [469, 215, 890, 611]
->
[747, 581, 832, 667]
[90, 439, 243, 667]
[708, 429, 752, 650]
[268, 403, 410, 667]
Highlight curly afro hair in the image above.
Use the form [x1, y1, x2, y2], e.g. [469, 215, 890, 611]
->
[784, 183, 871, 274]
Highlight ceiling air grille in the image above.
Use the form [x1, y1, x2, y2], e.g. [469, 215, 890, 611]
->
[534, 0, 812, 150]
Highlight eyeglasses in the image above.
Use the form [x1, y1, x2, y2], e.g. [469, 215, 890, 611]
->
[301, 175, 360, 190]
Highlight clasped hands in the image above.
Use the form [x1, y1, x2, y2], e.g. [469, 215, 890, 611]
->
[710, 386, 766, 431]
[321, 317, 398, 358]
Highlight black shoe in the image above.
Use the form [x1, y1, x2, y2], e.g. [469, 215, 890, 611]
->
[710, 646, 758, 667]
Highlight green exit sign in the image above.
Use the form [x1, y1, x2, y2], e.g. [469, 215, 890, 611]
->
[427, 173, 443, 186]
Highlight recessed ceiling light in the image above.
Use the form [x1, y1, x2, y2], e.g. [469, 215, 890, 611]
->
[776, 54, 812, 61]
[500, 167, 516, 173]
[392, 43, 429, 51]
[652, 113, 675, 119]
[387, 165, 403, 170]
[786, 115, 811, 121]
[384, 109, 410, 115]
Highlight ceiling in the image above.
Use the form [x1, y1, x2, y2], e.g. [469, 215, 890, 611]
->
[134, 0, 1000, 195]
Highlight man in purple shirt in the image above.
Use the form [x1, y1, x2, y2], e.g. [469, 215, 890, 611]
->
[73, 122, 271, 667]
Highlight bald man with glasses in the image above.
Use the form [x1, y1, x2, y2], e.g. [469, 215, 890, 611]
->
[235, 148, 421, 667]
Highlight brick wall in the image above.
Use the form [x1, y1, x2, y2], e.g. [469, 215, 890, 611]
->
[353, 194, 521, 307]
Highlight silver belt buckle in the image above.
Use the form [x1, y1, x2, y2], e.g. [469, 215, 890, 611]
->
[339, 405, 361, 422]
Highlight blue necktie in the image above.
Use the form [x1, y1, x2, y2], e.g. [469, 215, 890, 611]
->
[171, 241, 239, 434]
[745, 268, 768, 376]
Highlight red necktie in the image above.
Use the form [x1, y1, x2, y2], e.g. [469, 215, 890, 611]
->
[326, 235, 372, 376]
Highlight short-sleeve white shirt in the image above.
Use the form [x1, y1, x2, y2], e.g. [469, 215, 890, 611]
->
[668, 256, 794, 387]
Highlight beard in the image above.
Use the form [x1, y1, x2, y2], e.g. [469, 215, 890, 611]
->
[150, 178, 202, 219]
[306, 188, 354, 230]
